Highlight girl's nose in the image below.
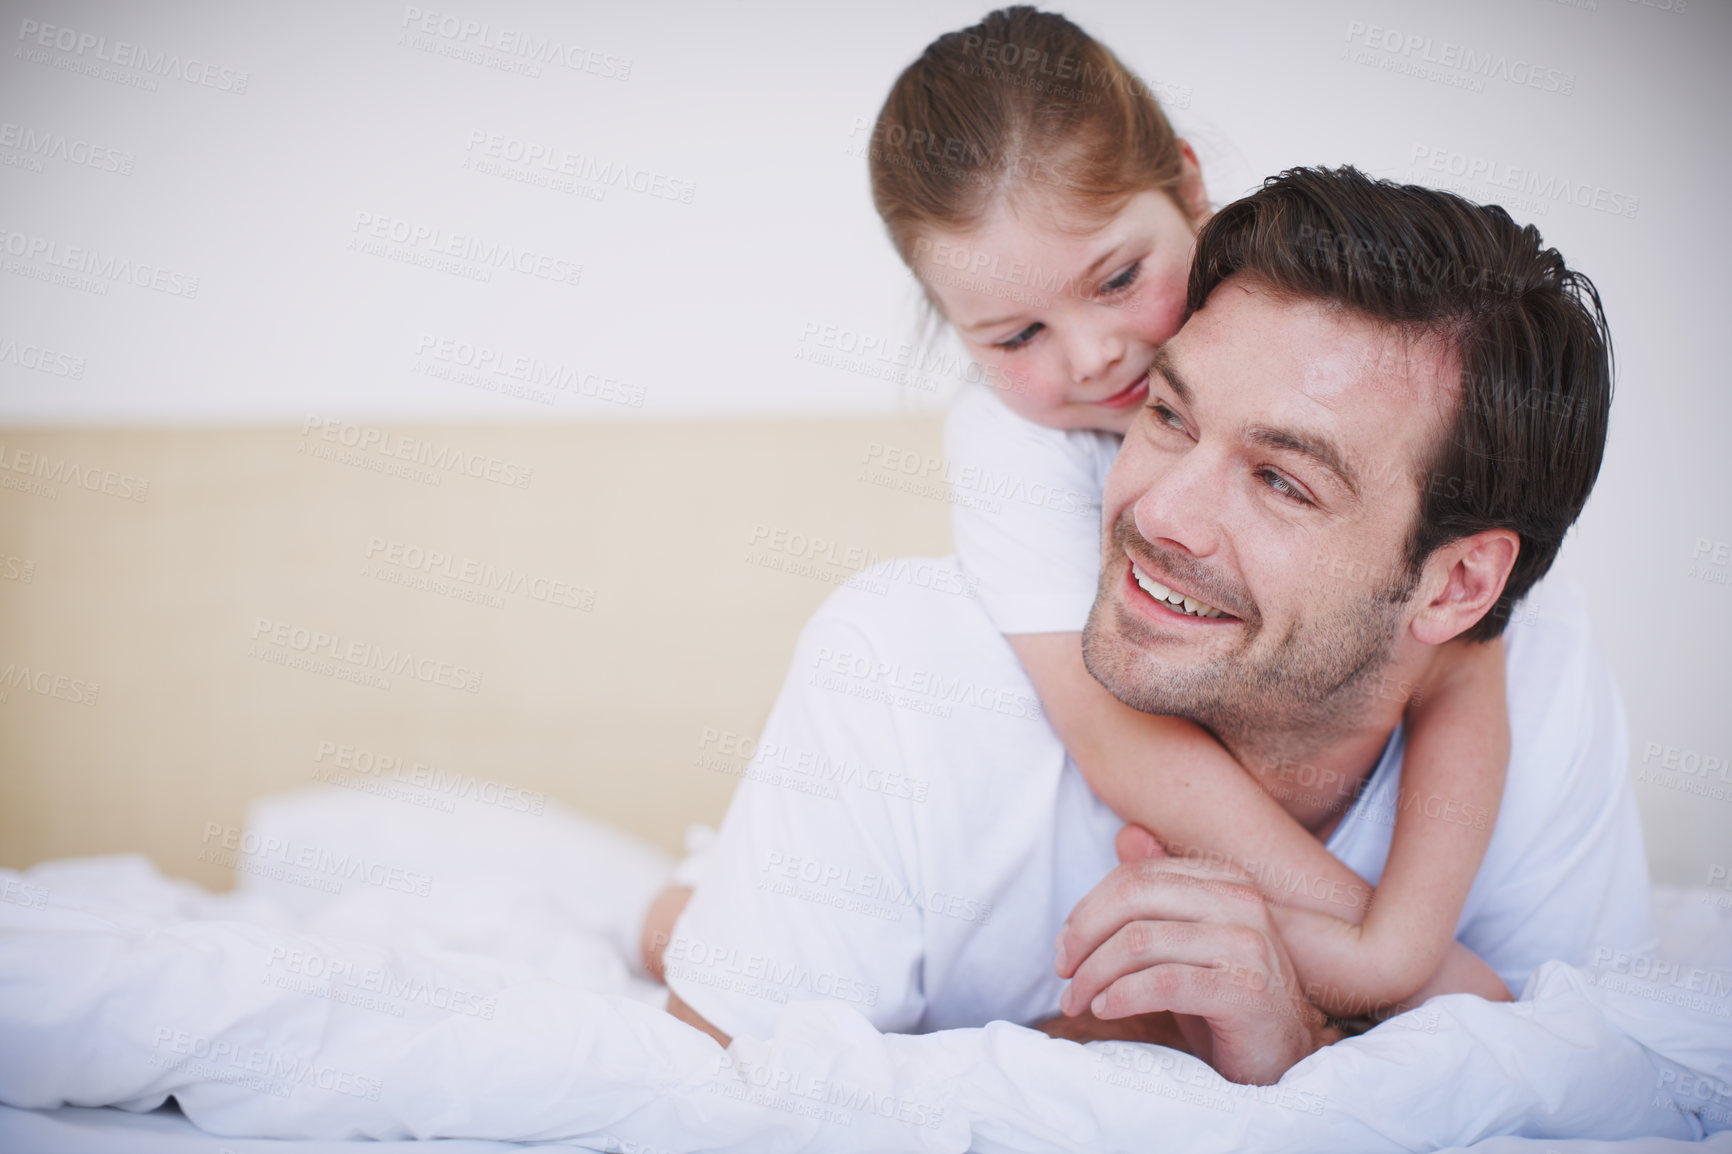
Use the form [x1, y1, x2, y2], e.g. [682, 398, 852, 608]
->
[1072, 326, 1126, 384]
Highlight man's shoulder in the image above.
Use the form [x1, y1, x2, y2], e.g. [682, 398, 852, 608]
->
[789, 555, 1052, 738]
[1487, 569, 1641, 863]
[1467, 572, 1654, 976]
[804, 554, 1003, 649]
[1503, 569, 1593, 655]
[1501, 572, 1607, 766]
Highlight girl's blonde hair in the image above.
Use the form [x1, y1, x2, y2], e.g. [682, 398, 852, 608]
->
[869, 6, 1191, 267]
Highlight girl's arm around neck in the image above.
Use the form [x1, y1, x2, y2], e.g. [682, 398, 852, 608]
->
[1009, 631, 1511, 1018]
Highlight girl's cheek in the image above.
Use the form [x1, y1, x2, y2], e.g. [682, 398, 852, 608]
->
[1027, 352, 1078, 419]
[1121, 256, 1189, 347]
[990, 352, 1067, 424]
[976, 348, 1053, 415]
[1134, 283, 1187, 348]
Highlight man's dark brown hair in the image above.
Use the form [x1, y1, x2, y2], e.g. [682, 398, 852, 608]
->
[1187, 165, 1613, 641]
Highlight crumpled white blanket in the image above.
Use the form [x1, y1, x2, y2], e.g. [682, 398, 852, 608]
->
[0, 787, 1727, 1153]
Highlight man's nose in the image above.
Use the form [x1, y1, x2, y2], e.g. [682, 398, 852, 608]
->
[1132, 447, 1223, 559]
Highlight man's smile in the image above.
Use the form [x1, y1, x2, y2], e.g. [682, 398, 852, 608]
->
[1127, 560, 1236, 622]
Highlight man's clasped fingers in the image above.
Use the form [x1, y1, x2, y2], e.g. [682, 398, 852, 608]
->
[1054, 858, 1267, 981]
[1058, 918, 1270, 1017]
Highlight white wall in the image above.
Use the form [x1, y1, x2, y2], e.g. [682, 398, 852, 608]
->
[2, 0, 1727, 883]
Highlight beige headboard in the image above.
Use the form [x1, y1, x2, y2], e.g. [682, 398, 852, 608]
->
[0, 418, 951, 889]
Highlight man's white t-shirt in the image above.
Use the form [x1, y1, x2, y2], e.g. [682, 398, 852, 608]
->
[943, 382, 1120, 635]
[665, 560, 1656, 1041]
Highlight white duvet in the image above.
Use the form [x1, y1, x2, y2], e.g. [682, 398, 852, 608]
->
[0, 788, 1728, 1153]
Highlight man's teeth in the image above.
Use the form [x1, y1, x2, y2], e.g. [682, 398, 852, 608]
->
[1132, 563, 1225, 618]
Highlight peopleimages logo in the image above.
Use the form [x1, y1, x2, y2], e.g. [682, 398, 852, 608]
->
[1342, 20, 1575, 95]
[364, 536, 596, 611]
[1409, 145, 1639, 219]
[414, 335, 644, 408]
[796, 321, 1027, 396]
[712, 1054, 946, 1131]
[0, 336, 85, 378]
[0, 442, 149, 502]
[199, 822, 434, 898]
[0, 661, 100, 707]
[299, 417, 535, 490]
[399, 7, 632, 80]
[149, 1028, 382, 1101]
[860, 442, 1096, 518]
[349, 211, 582, 288]
[0, 121, 134, 175]
[248, 616, 484, 695]
[15, 19, 249, 93]
[313, 740, 547, 815]
[0, 227, 199, 298]
[1591, 946, 1732, 1013]
[463, 131, 695, 205]
[697, 726, 932, 804]
[264, 944, 498, 1019]
[663, 934, 881, 1008]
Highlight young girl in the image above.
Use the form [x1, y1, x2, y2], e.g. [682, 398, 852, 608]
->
[647, 5, 1512, 1029]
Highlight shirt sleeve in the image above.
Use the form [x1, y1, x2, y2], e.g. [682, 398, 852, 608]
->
[942, 384, 1119, 635]
[1456, 579, 1658, 993]
[1324, 575, 1657, 995]
[1460, 643, 1657, 993]
[664, 611, 927, 1041]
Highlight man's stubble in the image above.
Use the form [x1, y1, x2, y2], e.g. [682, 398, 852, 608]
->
[1081, 510, 1419, 767]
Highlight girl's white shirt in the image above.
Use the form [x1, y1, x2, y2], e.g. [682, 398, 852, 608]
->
[942, 381, 1123, 636]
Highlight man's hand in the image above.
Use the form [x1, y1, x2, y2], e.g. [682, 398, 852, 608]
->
[1035, 1007, 1191, 1049]
[1052, 825, 1339, 1085]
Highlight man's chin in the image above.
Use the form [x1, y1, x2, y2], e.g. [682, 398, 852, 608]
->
[1081, 606, 1220, 719]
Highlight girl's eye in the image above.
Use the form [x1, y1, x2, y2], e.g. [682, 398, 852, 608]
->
[994, 323, 1043, 351]
[1258, 468, 1312, 506]
[1101, 260, 1141, 295]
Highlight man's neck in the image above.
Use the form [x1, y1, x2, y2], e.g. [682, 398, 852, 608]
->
[1220, 725, 1397, 837]
[1214, 647, 1445, 837]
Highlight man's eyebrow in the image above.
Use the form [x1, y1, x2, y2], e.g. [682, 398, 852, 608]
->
[1148, 347, 1194, 408]
[1150, 347, 1361, 501]
[1244, 424, 1361, 501]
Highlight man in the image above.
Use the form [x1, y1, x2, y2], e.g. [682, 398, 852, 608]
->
[655, 167, 1654, 1084]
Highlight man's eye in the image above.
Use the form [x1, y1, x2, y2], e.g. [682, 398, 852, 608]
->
[1101, 260, 1141, 294]
[1150, 402, 1185, 430]
[1258, 468, 1312, 505]
[994, 323, 1043, 351]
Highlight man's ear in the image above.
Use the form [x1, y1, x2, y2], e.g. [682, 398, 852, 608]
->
[1409, 529, 1520, 645]
[1175, 140, 1211, 224]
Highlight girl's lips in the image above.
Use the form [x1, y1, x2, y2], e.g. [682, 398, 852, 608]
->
[1096, 376, 1150, 409]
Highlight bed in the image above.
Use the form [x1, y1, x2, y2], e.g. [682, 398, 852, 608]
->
[2, 787, 1728, 1153]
